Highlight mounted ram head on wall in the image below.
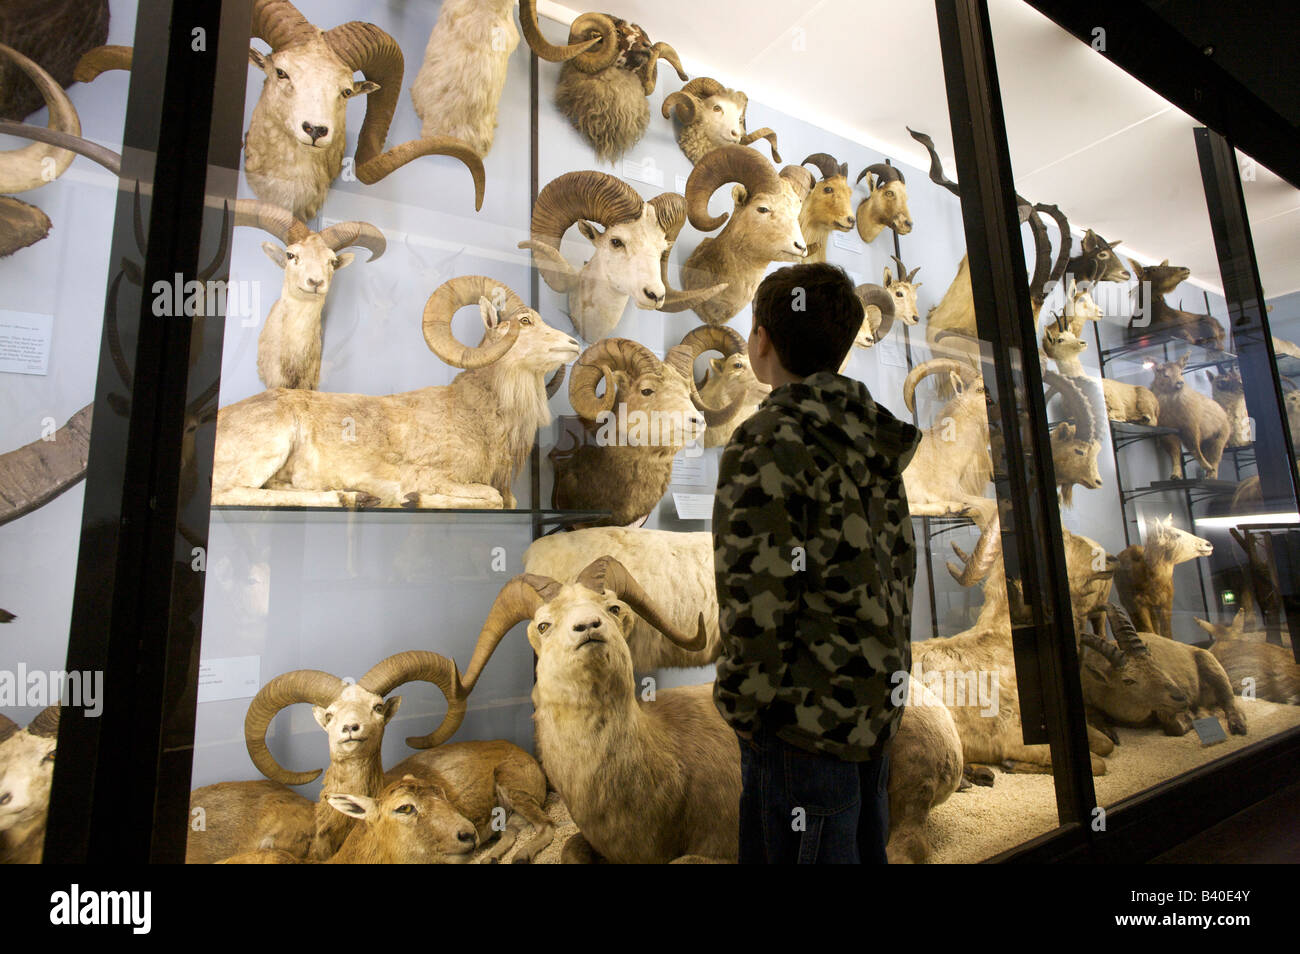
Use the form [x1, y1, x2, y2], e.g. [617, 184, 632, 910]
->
[661, 77, 780, 165]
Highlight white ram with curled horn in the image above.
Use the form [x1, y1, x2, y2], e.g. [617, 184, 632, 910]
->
[519, 0, 688, 162]
[660, 77, 780, 165]
[75, 0, 485, 221]
[678, 145, 813, 325]
[233, 200, 386, 391]
[551, 335, 743, 526]
[518, 172, 726, 342]
[212, 276, 579, 510]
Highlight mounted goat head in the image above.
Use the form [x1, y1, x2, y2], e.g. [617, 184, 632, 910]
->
[798, 153, 854, 263]
[854, 162, 910, 244]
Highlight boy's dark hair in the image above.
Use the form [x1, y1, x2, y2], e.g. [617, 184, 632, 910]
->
[751, 263, 863, 376]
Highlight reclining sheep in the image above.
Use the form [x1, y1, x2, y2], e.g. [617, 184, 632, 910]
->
[519, 0, 687, 162]
[234, 199, 385, 390]
[518, 172, 725, 342]
[677, 145, 812, 324]
[449, 556, 963, 863]
[212, 276, 579, 509]
[550, 334, 741, 526]
[661, 77, 780, 164]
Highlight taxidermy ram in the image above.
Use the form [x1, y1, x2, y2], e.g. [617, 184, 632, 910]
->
[519, 0, 687, 162]
[75, 0, 486, 221]
[661, 77, 780, 165]
[678, 145, 813, 324]
[212, 276, 579, 510]
[518, 171, 725, 342]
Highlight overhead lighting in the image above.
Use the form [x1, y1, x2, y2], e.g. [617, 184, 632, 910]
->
[1196, 512, 1299, 530]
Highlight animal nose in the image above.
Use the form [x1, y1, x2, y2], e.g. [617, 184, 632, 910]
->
[0, 792, 10, 806]
[302, 122, 329, 142]
[643, 287, 661, 303]
[903, 219, 913, 229]
[457, 829, 476, 845]
[794, 241, 807, 253]
[342, 721, 360, 734]
[307, 277, 323, 289]
[846, 216, 856, 226]
[573, 618, 602, 632]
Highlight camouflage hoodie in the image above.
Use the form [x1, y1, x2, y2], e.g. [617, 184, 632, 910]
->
[712, 370, 921, 760]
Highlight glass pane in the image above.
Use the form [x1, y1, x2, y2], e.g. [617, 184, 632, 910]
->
[0, 2, 136, 862]
[991, 0, 1300, 816]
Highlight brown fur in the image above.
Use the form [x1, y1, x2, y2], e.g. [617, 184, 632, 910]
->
[1128, 259, 1226, 348]
[1149, 355, 1230, 479]
[555, 63, 649, 163]
[1114, 515, 1212, 639]
[186, 780, 315, 863]
[0, 0, 109, 120]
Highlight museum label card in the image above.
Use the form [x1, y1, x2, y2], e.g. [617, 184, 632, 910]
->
[197, 655, 261, 703]
[1192, 716, 1227, 747]
[0, 311, 53, 375]
[672, 492, 714, 520]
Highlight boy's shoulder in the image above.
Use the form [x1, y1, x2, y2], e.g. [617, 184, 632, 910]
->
[727, 399, 817, 466]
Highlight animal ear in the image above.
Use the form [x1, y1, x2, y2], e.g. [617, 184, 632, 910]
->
[1177, 353, 1189, 367]
[883, 267, 894, 285]
[1193, 617, 1222, 638]
[710, 356, 724, 371]
[1128, 258, 1143, 278]
[325, 793, 379, 822]
[1083, 229, 1097, 248]
[261, 241, 288, 269]
[353, 80, 381, 97]
[312, 705, 330, 730]
[576, 220, 600, 242]
[478, 295, 500, 329]
[731, 184, 749, 206]
[1159, 259, 1169, 267]
[381, 696, 401, 723]
[249, 48, 268, 71]
[334, 251, 356, 271]
[948, 370, 964, 395]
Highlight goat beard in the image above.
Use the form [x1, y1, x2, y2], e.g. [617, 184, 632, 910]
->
[555, 64, 650, 163]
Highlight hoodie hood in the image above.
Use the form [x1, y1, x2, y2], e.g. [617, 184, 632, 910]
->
[763, 370, 920, 478]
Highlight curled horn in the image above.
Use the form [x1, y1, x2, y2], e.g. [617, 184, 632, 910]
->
[1043, 370, 1098, 445]
[684, 144, 782, 232]
[1080, 631, 1127, 669]
[545, 365, 567, 399]
[1104, 603, 1150, 657]
[317, 221, 386, 260]
[907, 127, 960, 196]
[739, 128, 781, 162]
[946, 517, 1001, 586]
[0, 121, 122, 178]
[640, 42, 688, 95]
[422, 276, 526, 369]
[661, 91, 698, 124]
[26, 706, 60, 739]
[456, 573, 563, 698]
[233, 198, 311, 246]
[856, 162, 904, 188]
[855, 284, 896, 346]
[250, 0, 319, 51]
[569, 337, 661, 422]
[73, 45, 134, 82]
[524, 171, 645, 293]
[649, 193, 729, 312]
[1034, 203, 1072, 292]
[0, 713, 17, 745]
[667, 326, 748, 425]
[351, 134, 485, 209]
[803, 153, 845, 182]
[244, 669, 346, 785]
[903, 358, 976, 413]
[576, 556, 707, 652]
[356, 651, 467, 750]
[518, 0, 609, 66]
[779, 164, 814, 202]
[0, 43, 81, 194]
[319, 21, 402, 167]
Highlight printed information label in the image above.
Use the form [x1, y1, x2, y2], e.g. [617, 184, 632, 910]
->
[197, 655, 261, 703]
[0, 311, 53, 375]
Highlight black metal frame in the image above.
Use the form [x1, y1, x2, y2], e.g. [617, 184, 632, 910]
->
[37, 0, 1300, 864]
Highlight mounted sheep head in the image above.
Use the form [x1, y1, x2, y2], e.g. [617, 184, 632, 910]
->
[854, 163, 910, 244]
[798, 153, 854, 263]
[680, 145, 812, 324]
[236, 201, 386, 302]
[684, 325, 769, 447]
[569, 338, 709, 448]
[661, 77, 780, 165]
[519, 172, 724, 341]
[519, 0, 687, 162]
[0, 707, 58, 837]
[238, 0, 483, 221]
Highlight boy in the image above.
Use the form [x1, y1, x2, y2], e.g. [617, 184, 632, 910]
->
[712, 262, 921, 864]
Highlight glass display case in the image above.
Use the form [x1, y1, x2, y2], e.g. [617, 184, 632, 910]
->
[4, 0, 1296, 865]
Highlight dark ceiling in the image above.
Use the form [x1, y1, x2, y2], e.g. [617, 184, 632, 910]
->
[1140, 0, 1300, 129]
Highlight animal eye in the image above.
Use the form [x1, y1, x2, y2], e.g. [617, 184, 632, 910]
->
[757, 207, 770, 214]
[330, 258, 341, 269]
[823, 186, 833, 194]
[275, 68, 289, 80]
[884, 189, 895, 198]
[537, 621, 550, 634]
[43, 751, 55, 763]
[713, 104, 722, 112]
[1099, 251, 1109, 258]
[341, 87, 353, 98]
[286, 252, 297, 262]
[733, 361, 742, 369]
[519, 316, 532, 325]
[395, 804, 414, 815]
[640, 387, 653, 396]
[896, 291, 903, 297]
[373, 703, 384, 713]
[610, 238, 624, 249]
[608, 604, 621, 616]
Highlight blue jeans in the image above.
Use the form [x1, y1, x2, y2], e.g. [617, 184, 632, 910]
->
[737, 723, 890, 864]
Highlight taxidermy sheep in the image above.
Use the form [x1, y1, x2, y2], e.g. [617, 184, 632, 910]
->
[519, 0, 688, 162]
[661, 77, 780, 164]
